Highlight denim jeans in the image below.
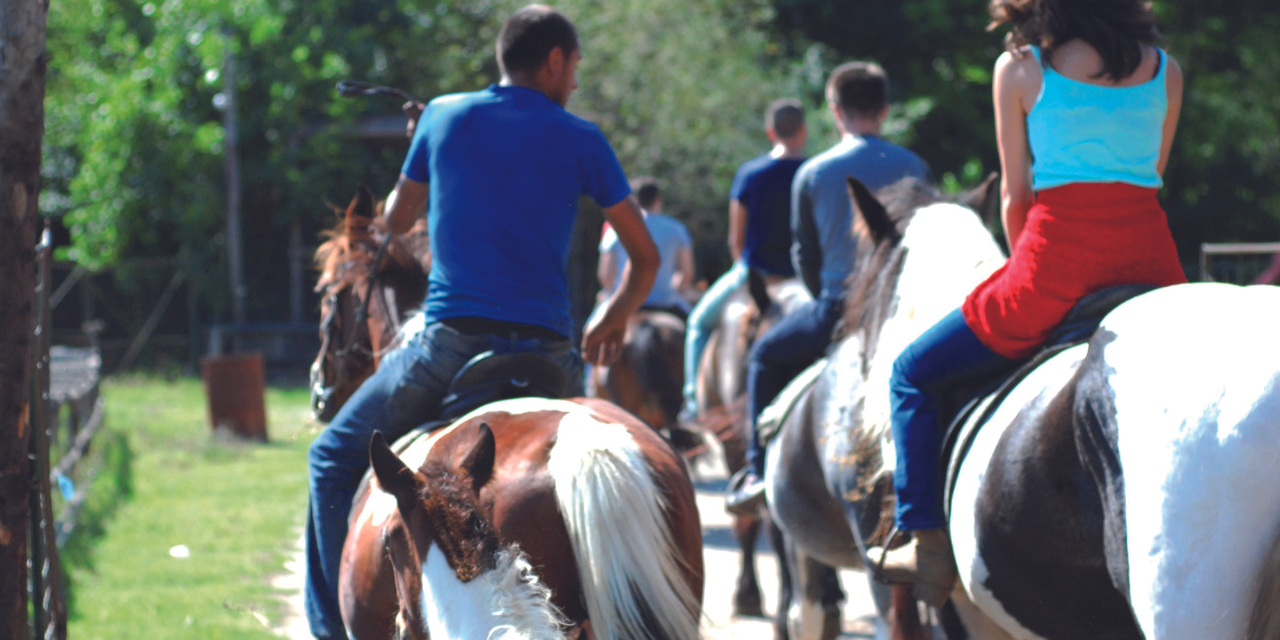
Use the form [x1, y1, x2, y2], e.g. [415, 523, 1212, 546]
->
[746, 295, 844, 476]
[889, 309, 1014, 530]
[304, 321, 582, 639]
[682, 262, 748, 416]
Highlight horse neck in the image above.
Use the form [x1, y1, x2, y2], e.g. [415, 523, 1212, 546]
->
[856, 204, 1005, 447]
[420, 545, 566, 640]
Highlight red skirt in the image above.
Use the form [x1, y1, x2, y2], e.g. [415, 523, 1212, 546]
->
[962, 183, 1186, 360]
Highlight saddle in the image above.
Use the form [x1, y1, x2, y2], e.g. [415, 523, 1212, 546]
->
[425, 350, 575, 429]
[939, 285, 1157, 517]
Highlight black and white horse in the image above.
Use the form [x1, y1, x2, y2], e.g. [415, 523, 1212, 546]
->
[766, 176, 1280, 640]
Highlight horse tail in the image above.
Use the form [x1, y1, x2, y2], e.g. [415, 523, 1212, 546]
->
[1247, 524, 1280, 640]
[547, 411, 701, 640]
[629, 317, 683, 427]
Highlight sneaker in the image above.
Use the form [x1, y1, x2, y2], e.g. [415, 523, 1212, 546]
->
[724, 467, 767, 516]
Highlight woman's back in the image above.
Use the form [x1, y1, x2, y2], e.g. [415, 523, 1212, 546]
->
[1026, 41, 1169, 191]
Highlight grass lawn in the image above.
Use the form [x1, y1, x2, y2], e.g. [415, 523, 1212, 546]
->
[66, 376, 320, 640]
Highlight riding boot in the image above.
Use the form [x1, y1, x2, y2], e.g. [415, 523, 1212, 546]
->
[724, 467, 767, 516]
[866, 529, 957, 607]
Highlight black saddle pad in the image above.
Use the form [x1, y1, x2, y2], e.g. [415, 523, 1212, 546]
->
[938, 285, 1156, 517]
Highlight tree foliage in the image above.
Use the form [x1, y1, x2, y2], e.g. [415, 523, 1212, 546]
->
[42, 0, 1280, 324]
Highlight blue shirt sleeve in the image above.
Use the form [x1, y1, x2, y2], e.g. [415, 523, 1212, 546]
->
[400, 104, 434, 183]
[729, 162, 750, 202]
[580, 127, 631, 208]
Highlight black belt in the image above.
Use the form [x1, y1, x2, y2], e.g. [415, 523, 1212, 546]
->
[441, 316, 567, 342]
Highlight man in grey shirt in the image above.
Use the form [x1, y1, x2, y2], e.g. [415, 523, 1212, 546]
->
[727, 61, 932, 513]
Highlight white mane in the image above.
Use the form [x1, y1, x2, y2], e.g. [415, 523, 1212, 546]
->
[421, 545, 568, 640]
[858, 203, 1005, 452]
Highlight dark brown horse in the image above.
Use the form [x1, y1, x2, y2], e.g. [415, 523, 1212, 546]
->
[588, 309, 687, 434]
[691, 274, 810, 634]
[310, 185, 430, 421]
[358, 397, 705, 639]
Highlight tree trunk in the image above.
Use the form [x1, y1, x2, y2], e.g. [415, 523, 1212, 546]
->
[0, 0, 50, 636]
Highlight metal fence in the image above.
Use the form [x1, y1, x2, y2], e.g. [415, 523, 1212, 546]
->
[1199, 242, 1280, 284]
[27, 225, 107, 640]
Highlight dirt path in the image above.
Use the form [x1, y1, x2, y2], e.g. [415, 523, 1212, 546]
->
[270, 471, 881, 639]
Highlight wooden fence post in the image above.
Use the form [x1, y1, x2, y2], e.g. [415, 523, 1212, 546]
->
[0, 0, 50, 636]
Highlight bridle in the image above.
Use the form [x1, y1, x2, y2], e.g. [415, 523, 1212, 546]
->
[334, 231, 399, 360]
[316, 231, 403, 409]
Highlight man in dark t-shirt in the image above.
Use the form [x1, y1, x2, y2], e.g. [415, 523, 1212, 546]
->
[304, 7, 659, 638]
[726, 61, 933, 515]
[680, 99, 808, 420]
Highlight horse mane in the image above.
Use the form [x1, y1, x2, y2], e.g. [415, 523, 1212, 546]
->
[313, 202, 431, 295]
[837, 178, 943, 355]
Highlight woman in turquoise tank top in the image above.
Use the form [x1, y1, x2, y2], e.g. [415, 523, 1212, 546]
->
[866, 0, 1188, 606]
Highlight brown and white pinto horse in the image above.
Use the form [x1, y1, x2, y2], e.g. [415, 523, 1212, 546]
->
[310, 186, 430, 421]
[766, 176, 1280, 640]
[357, 397, 705, 640]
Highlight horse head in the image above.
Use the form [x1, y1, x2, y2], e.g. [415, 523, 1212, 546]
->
[310, 186, 431, 421]
[368, 426, 569, 640]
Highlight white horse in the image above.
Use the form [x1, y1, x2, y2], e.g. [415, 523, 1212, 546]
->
[766, 176, 1280, 640]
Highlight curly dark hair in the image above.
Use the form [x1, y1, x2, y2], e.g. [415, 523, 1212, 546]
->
[988, 0, 1161, 82]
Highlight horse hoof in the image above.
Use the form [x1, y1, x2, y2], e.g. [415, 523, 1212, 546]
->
[733, 590, 765, 618]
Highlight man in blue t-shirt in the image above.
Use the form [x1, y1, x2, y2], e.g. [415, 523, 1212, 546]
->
[304, 7, 658, 638]
[726, 61, 933, 515]
[598, 177, 695, 317]
[680, 99, 808, 421]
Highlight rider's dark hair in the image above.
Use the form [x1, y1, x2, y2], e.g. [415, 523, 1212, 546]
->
[631, 177, 661, 210]
[826, 62, 888, 119]
[988, 0, 1160, 82]
[765, 99, 805, 139]
[496, 5, 579, 79]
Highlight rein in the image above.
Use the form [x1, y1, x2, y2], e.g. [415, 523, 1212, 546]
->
[334, 231, 399, 361]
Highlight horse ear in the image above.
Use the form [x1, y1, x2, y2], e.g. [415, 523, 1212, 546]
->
[959, 172, 1001, 229]
[346, 184, 376, 224]
[746, 268, 772, 315]
[847, 177, 897, 244]
[457, 422, 496, 491]
[370, 431, 420, 508]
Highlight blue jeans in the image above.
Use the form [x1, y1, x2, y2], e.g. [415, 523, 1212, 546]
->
[683, 262, 748, 416]
[889, 309, 1014, 530]
[304, 321, 582, 639]
[746, 296, 844, 476]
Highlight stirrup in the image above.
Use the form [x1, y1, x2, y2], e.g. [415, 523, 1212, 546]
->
[869, 524, 900, 586]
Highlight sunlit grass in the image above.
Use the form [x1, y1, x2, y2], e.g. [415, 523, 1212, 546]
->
[66, 376, 320, 640]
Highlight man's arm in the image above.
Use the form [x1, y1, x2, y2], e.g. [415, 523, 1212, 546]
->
[597, 246, 618, 294]
[727, 199, 747, 262]
[792, 180, 823, 299]
[673, 245, 695, 293]
[582, 196, 658, 365]
[384, 174, 429, 235]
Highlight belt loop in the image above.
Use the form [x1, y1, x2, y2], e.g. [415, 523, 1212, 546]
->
[509, 330, 517, 349]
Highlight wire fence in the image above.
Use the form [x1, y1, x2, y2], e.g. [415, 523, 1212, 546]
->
[26, 225, 107, 640]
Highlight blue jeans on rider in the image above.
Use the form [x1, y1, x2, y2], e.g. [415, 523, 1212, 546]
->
[746, 295, 844, 477]
[304, 321, 582, 640]
[683, 262, 749, 417]
[890, 308, 1015, 531]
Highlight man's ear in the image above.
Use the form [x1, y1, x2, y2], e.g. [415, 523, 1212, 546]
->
[370, 431, 422, 512]
[543, 46, 566, 78]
